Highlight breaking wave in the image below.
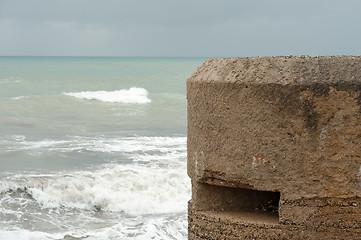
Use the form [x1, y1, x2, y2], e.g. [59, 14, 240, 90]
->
[0, 77, 23, 84]
[0, 136, 189, 214]
[63, 87, 151, 104]
[0, 135, 189, 239]
[0, 164, 189, 214]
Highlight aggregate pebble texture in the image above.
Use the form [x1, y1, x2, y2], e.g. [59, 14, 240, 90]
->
[187, 56, 361, 239]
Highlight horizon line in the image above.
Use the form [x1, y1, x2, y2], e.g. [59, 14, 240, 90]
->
[0, 55, 218, 58]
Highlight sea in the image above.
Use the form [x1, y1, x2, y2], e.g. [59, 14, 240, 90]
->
[0, 56, 206, 240]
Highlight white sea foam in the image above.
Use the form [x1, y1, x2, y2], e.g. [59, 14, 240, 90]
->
[72, 136, 186, 159]
[0, 77, 23, 84]
[0, 135, 189, 216]
[0, 230, 52, 240]
[0, 163, 190, 214]
[2, 135, 187, 162]
[84, 216, 187, 240]
[0, 215, 188, 240]
[0, 136, 187, 238]
[11, 96, 29, 100]
[64, 87, 151, 104]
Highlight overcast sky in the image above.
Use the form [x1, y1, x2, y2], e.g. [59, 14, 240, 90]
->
[1, 0, 361, 57]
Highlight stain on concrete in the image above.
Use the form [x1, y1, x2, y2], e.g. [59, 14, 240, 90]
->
[302, 99, 319, 132]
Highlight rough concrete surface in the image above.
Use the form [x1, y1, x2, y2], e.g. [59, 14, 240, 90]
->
[187, 56, 361, 239]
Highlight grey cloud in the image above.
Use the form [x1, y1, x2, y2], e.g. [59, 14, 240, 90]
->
[0, 0, 239, 27]
[1, 0, 361, 57]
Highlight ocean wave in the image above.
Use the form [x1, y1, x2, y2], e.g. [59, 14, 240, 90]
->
[82, 216, 187, 240]
[11, 96, 29, 100]
[0, 230, 51, 240]
[63, 87, 151, 104]
[1, 135, 186, 161]
[0, 163, 190, 214]
[0, 135, 188, 238]
[0, 215, 188, 240]
[0, 77, 23, 84]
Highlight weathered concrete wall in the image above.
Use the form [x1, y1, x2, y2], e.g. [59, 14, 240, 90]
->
[187, 56, 361, 239]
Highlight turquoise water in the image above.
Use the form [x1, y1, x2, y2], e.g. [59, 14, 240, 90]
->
[0, 57, 205, 239]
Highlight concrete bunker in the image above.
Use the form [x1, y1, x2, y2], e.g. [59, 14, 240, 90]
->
[187, 56, 361, 239]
